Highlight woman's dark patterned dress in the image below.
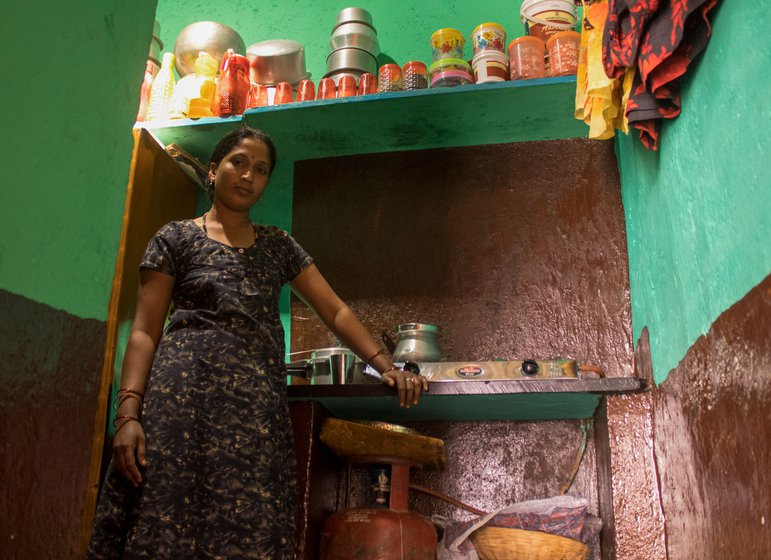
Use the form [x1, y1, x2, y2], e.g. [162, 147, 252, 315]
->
[88, 220, 313, 559]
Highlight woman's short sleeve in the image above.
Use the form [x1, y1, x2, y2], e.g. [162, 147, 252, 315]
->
[284, 231, 314, 283]
[140, 222, 182, 277]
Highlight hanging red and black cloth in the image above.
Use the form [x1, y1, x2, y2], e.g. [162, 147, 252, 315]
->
[602, 0, 719, 150]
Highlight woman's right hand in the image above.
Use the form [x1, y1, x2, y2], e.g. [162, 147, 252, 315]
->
[113, 420, 147, 487]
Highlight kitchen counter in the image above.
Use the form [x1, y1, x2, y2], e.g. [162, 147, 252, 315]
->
[287, 377, 644, 422]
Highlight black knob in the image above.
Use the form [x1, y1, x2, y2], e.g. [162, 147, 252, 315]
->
[521, 359, 539, 376]
[402, 361, 421, 375]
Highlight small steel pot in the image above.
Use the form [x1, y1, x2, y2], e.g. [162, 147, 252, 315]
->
[173, 21, 246, 77]
[247, 39, 310, 85]
[335, 6, 374, 27]
[392, 323, 443, 362]
[326, 47, 378, 75]
[329, 22, 380, 55]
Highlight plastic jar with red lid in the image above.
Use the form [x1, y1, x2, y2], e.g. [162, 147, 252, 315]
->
[403, 61, 428, 90]
[378, 64, 403, 92]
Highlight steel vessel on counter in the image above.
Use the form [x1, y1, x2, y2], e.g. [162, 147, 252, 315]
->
[287, 347, 366, 384]
[391, 323, 444, 363]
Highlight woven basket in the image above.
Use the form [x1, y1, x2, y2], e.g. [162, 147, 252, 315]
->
[469, 527, 590, 560]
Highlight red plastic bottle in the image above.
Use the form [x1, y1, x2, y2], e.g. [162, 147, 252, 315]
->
[213, 49, 250, 117]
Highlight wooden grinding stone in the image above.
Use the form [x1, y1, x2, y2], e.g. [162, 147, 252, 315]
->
[320, 417, 446, 470]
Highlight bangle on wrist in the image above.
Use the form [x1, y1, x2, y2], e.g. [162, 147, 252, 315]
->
[113, 415, 141, 436]
[114, 392, 143, 410]
[380, 365, 400, 376]
[112, 415, 141, 434]
[366, 348, 387, 364]
[117, 388, 144, 398]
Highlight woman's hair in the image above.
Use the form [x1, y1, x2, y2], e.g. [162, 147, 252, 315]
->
[206, 127, 278, 200]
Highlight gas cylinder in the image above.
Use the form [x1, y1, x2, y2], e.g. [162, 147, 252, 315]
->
[319, 506, 436, 560]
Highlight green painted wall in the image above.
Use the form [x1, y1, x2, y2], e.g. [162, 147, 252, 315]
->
[0, 1, 159, 321]
[617, 0, 771, 383]
[154, 0, 527, 84]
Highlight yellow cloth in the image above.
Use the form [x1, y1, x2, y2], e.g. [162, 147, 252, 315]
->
[574, 0, 635, 139]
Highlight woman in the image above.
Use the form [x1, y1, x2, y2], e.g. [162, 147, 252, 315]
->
[88, 127, 428, 559]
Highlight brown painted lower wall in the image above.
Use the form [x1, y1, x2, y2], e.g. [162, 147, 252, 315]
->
[290, 138, 633, 559]
[0, 290, 106, 560]
[292, 138, 633, 376]
[608, 275, 771, 560]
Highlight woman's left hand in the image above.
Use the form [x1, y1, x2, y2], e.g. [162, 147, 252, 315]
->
[381, 368, 429, 408]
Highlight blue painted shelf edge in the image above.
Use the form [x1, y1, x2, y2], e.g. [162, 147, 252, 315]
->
[138, 76, 586, 163]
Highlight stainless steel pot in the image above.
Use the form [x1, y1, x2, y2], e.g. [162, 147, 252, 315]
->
[326, 47, 378, 75]
[335, 6, 374, 27]
[309, 347, 364, 385]
[329, 22, 380, 55]
[392, 323, 443, 362]
[247, 39, 310, 85]
[173, 21, 245, 77]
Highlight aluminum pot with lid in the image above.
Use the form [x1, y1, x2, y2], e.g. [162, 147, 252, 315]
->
[391, 323, 443, 363]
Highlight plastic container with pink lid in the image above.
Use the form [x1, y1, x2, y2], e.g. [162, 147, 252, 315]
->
[428, 58, 473, 88]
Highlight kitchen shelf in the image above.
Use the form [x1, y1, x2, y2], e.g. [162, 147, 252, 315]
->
[141, 76, 584, 164]
[287, 377, 644, 422]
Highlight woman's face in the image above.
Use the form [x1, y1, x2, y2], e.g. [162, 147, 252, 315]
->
[209, 137, 271, 211]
